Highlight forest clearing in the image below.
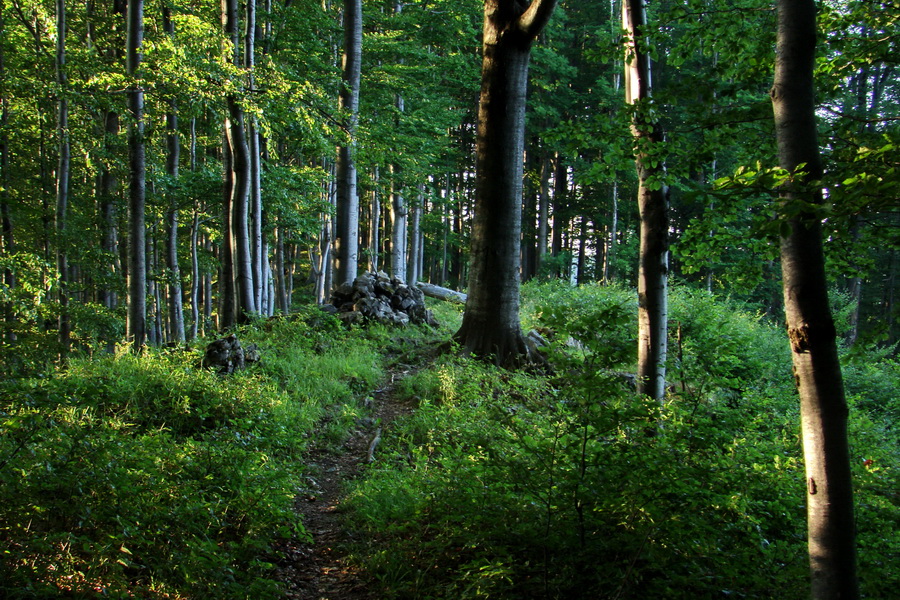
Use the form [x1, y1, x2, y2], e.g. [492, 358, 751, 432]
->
[0, 0, 897, 598]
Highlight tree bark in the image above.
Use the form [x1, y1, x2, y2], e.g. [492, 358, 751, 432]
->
[126, 0, 146, 352]
[223, 0, 255, 322]
[453, 0, 557, 368]
[772, 1, 858, 598]
[624, 0, 668, 400]
[55, 0, 71, 357]
[390, 164, 407, 281]
[334, 0, 362, 286]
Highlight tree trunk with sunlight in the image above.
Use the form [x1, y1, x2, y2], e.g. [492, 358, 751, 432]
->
[623, 0, 668, 400]
[772, 1, 858, 598]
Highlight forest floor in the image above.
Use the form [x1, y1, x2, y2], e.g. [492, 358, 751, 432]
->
[272, 364, 419, 600]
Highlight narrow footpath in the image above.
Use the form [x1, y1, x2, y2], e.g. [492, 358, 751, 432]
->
[273, 366, 417, 600]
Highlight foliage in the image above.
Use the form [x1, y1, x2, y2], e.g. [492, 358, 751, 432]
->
[0, 311, 382, 599]
[346, 282, 899, 599]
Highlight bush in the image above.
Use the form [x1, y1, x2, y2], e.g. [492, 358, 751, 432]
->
[345, 282, 898, 599]
[0, 311, 383, 599]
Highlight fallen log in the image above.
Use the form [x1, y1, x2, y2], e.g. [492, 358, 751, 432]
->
[416, 282, 467, 304]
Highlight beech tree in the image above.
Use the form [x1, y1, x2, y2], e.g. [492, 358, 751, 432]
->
[126, 0, 146, 351]
[334, 0, 362, 286]
[623, 0, 668, 400]
[453, 0, 557, 367]
[771, 0, 858, 597]
[55, 0, 70, 356]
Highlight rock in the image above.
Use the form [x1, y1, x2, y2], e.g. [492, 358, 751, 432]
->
[201, 334, 258, 375]
[328, 272, 438, 328]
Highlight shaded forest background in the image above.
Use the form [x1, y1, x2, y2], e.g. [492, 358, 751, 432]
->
[0, 0, 896, 361]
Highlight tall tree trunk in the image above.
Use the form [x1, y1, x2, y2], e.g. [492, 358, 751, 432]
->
[550, 153, 565, 270]
[772, 1, 858, 598]
[99, 110, 120, 315]
[55, 0, 71, 357]
[604, 179, 618, 283]
[334, 0, 362, 286]
[246, 0, 264, 311]
[454, 0, 557, 368]
[223, 0, 255, 322]
[624, 0, 668, 400]
[0, 0, 16, 342]
[162, 5, 184, 344]
[189, 210, 200, 340]
[370, 166, 380, 272]
[126, 0, 146, 351]
[220, 130, 236, 328]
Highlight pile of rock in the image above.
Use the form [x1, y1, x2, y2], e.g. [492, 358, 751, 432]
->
[201, 334, 261, 375]
[328, 272, 438, 327]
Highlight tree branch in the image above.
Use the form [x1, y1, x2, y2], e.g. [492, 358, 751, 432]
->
[516, 0, 558, 39]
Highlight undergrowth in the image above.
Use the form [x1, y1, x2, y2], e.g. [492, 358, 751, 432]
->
[345, 282, 899, 599]
[0, 308, 382, 599]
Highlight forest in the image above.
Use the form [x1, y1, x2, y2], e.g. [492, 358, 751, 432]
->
[0, 0, 897, 598]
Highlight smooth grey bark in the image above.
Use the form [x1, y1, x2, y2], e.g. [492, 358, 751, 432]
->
[223, 0, 255, 323]
[370, 166, 380, 272]
[334, 0, 361, 286]
[772, 1, 858, 598]
[246, 0, 264, 312]
[55, 0, 71, 356]
[390, 164, 407, 281]
[624, 0, 668, 400]
[126, 0, 146, 351]
[453, 0, 558, 368]
[408, 184, 423, 284]
[189, 210, 200, 340]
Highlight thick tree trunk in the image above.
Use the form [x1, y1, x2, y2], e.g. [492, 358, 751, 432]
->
[454, 0, 557, 368]
[222, 0, 255, 322]
[226, 100, 256, 322]
[126, 0, 146, 351]
[334, 0, 362, 286]
[772, 1, 858, 598]
[624, 0, 668, 400]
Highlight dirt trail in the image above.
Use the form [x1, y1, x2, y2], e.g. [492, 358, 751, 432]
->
[273, 367, 416, 600]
